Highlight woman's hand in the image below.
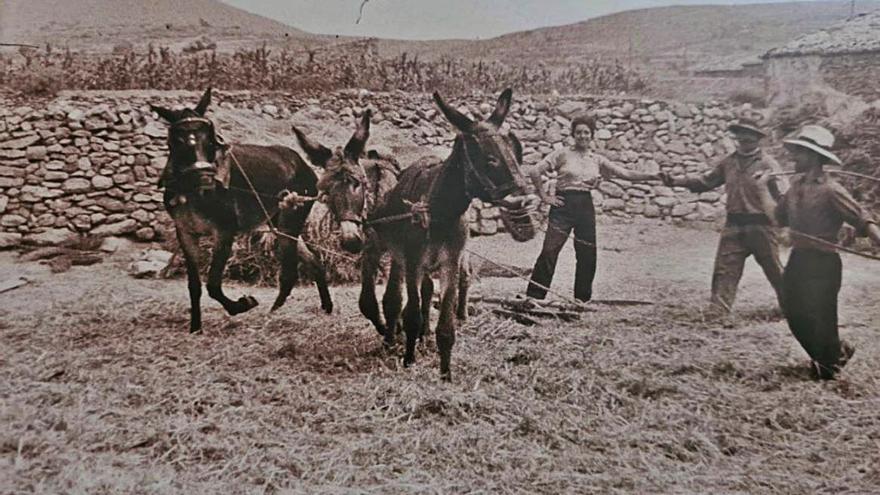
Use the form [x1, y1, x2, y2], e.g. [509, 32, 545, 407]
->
[543, 195, 565, 208]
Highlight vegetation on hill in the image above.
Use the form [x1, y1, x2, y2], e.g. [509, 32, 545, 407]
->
[0, 44, 646, 97]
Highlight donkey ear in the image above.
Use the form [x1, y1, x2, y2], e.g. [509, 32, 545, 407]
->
[292, 125, 332, 167]
[344, 109, 371, 160]
[150, 104, 178, 123]
[487, 88, 513, 127]
[194, 87, 212, 116]
[433, 92, 473, 133]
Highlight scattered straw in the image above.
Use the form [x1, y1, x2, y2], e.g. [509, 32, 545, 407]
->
[2, 223, 880, 493]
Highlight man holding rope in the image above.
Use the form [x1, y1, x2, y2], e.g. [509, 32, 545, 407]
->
[756, 125, 880, 380]
[661, 117, 786, 314]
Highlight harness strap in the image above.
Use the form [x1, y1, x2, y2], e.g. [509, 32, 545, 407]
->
[458, 136, 518, 202]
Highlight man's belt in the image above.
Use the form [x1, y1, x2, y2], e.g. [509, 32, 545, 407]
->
[726, 213, 771, 226]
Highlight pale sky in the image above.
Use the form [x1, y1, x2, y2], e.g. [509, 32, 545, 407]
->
[221, 0, 855, 40]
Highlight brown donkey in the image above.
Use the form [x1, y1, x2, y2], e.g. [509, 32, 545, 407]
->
[152, 88, 332, 333]
[311, 89, 537, 380]
[293, 110, 429, 344]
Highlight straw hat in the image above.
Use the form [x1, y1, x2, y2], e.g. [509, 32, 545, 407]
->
[727, 117, 767, 137]
[783, 125, 841, 165]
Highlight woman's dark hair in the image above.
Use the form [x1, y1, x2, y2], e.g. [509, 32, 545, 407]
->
[571, 115, 596, 135]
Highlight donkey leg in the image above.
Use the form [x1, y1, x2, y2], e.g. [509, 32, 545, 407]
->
[207, 230, 258, 315]
[436, 255, 462, 381]
[271, 236, 302, 312]
[273, 205, 312, 311]
[358, 242, 387, 338]
[456, 256, 471, 321]
[382, 258, 404, 346]
[312, 257, 333, 314]
[176, 228, 203, 333]
[402, 256, 424, 368]
[419, 274, 434, 341]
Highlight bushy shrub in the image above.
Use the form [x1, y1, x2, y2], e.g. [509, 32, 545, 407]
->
[8, 66, 63, 97]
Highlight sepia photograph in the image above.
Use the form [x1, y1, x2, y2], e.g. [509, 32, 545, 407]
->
[1, 0, 879, 492]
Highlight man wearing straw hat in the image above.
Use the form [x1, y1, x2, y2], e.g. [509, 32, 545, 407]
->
[661, 117, 786, 314]
[756, 124, 880, 379]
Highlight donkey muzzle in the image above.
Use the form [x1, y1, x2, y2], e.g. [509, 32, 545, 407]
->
[339, 220, 364, 254]
[188, 161, 218, 194]
[497, 193, 540, 242]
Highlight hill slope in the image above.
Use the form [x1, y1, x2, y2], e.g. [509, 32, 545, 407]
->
[375, 1, 880, 70]
[0, 0, 319, 49]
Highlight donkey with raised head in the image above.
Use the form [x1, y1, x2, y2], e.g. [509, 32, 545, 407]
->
[308, 89, 537, 380]
[151, 88, 333, 333]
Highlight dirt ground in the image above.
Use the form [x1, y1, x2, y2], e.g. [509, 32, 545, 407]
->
[2, 219, 879, 494]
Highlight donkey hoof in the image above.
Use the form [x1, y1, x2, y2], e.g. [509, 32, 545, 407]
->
[189, 327, 203, 335]
[440, 371, 452, 382]
[270, 298, 285, 312]
[230, 295, 259, 315]
[375, 325, 388, 338]
[321, 302, 333, 314]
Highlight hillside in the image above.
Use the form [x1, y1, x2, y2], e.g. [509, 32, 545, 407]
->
[3, 0, 878, 101]
[374, 1, 880, 70]
[0, 0, 323, 51]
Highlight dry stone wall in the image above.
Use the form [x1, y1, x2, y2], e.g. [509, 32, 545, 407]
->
[0, 90, 740, 248]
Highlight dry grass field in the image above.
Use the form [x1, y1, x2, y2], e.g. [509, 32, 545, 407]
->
[2, 219, 879, 494]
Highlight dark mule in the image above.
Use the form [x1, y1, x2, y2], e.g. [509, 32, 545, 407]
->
[151, 88, 332, 333]
[316, 88, 536, 380]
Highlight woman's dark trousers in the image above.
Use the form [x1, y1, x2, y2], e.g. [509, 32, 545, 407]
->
[527, 191, 597, 302]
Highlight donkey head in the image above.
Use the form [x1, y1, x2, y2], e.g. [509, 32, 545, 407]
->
[151, 87, 225, 195]
[293, 110, 371, 254]
[435, 88, 537, 241]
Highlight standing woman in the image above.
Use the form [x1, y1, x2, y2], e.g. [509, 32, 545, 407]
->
[526, 115, 661, 302]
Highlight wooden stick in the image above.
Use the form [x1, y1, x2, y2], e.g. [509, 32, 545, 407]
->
[828, 169, 880, 184]
[0, 277, 29, 294]
[589, 298, 655, 306]
[470, 296, 595, 313]
[769, 169, 880, 183]
[491, 308, 539, 326]
[789, 230, 880, 262]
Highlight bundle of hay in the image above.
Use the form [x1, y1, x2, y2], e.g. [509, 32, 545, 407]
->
[160, 202, 367, 286]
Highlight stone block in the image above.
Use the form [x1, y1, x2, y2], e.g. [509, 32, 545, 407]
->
[62, 178, 91, 193]
[0, 232, 23, 248]
[24, 228, 77, 246]
[91, 219, 137, 236]
[1, 134, 40, 150]
[26, 146, 48, 161]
